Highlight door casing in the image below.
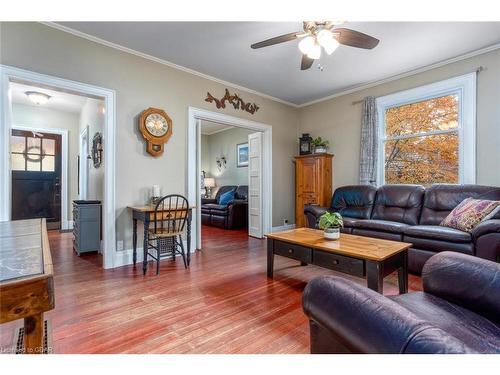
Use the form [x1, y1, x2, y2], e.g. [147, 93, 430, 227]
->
[187, 107, 272, 250]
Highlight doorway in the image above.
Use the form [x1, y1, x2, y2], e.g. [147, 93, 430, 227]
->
[187, 107, 272, 251]
[0, 65, 116, 269]
[10, 129, 62, 229]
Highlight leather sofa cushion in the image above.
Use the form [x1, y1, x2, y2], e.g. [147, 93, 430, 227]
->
[354, 219, 409, 234]
[342, 217, 360, 228]
[404, 236, 473, 255]
[404, 225, 471, 242]
[352, 228, 403, 242]
[331, 185, 377, 219]
[390, 292, 500, 353]
[203, 203, 229, 215]
[420, 184, 500, 225]
[372, 184, 425, 225]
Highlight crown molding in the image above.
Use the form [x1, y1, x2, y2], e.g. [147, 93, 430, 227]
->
[298, 42, 500, 108]
[201, 125, 235, 136]
[40, 22, 500, 109]
[40, 22, 300, 108]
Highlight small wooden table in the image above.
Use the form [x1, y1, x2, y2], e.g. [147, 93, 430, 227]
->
[128, 205, 195, 275]
[0, 219, 55, 354]
[266, 228, 410, 294]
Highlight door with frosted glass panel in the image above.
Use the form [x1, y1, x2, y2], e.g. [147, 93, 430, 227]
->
[10, 129, 62, 229]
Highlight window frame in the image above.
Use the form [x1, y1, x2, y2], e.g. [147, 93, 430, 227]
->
[376, 72, 476, 186]
[10, 132, 57, 172]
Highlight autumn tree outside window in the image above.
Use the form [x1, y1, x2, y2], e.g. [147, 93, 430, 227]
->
[376, 73, 477, 186]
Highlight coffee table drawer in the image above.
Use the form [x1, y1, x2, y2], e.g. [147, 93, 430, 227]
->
[313, 251, 364, 277]
[274, 241, 312, 263]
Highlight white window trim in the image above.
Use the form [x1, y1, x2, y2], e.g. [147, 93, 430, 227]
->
[376, 72, 476, 186]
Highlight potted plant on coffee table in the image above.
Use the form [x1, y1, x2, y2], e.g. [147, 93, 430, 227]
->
[312, 137, 329, 154]
[318, 212, 343, 240]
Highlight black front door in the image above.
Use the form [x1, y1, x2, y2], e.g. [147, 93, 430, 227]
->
[11, 129, 62, 230]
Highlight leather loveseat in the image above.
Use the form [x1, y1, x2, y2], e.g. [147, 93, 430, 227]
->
[302, 252, 500, 353]
[304, 184, 500, 274]
[201, 185, 248, 229]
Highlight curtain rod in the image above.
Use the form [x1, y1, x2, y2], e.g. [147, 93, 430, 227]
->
[351, 66, 484, 105]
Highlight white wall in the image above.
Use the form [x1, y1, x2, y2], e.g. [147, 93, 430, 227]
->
[202, 126, 253, 194]
[11, 103, 80, 220]
[79, 98, 105, 201]
[200, 134, 210, 176]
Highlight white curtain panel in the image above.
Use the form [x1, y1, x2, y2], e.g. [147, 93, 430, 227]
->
[359, 96, 378, 186]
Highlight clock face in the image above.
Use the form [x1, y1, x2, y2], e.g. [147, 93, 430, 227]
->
[145, 113, 169, 137]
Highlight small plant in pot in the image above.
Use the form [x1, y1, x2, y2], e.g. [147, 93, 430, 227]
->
[312, 137, 329, 154]
[318, 212, 343, 240]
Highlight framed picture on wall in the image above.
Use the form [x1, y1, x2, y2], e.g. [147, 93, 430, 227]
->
[237, 143, 249, 167]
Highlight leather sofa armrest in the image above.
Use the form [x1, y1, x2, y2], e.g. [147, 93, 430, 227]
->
[303, 205, 329, 228]
[229, 199, 247, 207]
[471, 219, 500, 241]
[303, 276, 428, 353]
[201, 198, 217, 205]
[422, 251, 500, 325]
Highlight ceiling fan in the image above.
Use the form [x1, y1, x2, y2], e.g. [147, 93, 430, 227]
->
[251, 21, 379, 70]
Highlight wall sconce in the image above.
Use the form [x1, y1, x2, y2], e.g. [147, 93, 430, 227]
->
[216, 155, 227, 171]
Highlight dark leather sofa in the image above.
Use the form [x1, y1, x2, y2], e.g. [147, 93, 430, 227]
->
[304, 184, 500, 274]
[201, 185, 248, 229]
[302, 252, 500, 353]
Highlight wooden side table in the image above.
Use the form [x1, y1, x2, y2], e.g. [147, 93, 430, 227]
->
[128, 205, 195, 274]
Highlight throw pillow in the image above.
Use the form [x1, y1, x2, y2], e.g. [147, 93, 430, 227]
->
[218, 190, 235, 205]
[440, 198, 500, 233]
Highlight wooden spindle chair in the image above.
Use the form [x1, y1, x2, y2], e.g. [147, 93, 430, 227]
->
[146, 194, 189, 274]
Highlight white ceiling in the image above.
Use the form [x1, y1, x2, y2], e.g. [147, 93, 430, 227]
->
[10, 82, 88, 113]
[56, 22, 500, 105]
[200, 120, 233, 135]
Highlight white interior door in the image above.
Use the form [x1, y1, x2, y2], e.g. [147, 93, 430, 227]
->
[248, 132, 263, 238]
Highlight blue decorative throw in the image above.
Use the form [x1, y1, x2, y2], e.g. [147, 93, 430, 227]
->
[218, 190, 235, 205]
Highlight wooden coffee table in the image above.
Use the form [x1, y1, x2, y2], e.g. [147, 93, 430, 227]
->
[266, 228, 411, 294]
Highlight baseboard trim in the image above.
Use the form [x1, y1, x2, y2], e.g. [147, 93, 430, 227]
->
[113, 239, 192, 268]
[271, 224, 296, 232]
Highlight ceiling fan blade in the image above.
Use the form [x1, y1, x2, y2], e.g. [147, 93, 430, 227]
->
[301, 54, 314, 70]
[251, 31, 301, 49]
[334, 28, 379, 49]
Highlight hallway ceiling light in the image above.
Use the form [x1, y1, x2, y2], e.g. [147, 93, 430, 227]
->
[25, 91, 51, 105]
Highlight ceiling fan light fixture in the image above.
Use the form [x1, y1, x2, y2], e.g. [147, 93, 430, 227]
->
[306, 42, 321, 60]
[25, 91, 51, 105]
[298, 36, 315, 55]
[317, 29, 340, 55]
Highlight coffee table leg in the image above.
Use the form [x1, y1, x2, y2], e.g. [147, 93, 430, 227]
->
[398, 250, 408, 294]
[267, 239, 274, 278]
[366, 260, 384, 294]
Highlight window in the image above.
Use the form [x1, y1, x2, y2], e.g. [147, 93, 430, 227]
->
[376, 73, 476, 186]
[10, 132, 56, 172]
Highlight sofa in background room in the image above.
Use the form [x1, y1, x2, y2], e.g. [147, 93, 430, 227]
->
[201, 185, 248, 229]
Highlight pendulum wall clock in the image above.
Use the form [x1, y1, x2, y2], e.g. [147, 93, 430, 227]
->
[139, 107, 173, 157]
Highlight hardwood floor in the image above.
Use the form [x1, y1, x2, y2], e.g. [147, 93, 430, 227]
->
[0, 225, 422, 354]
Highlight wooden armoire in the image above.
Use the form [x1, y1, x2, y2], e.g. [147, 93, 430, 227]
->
[295, 154, 333, 227]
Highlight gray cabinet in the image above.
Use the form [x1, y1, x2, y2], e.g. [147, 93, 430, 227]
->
[73, 200, 101, 255]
